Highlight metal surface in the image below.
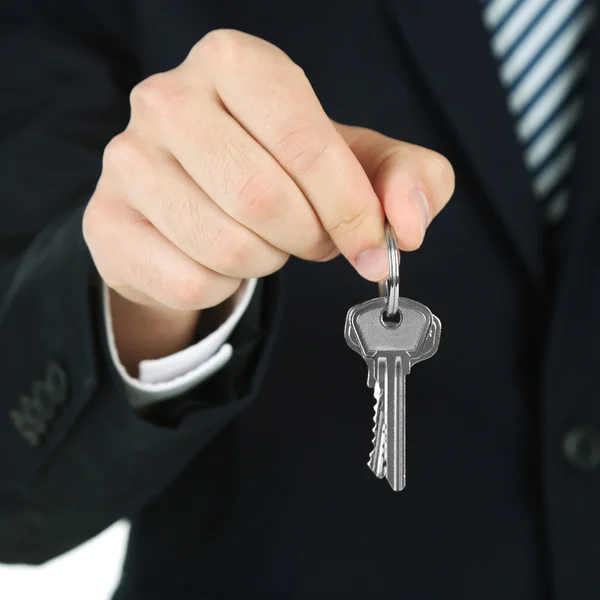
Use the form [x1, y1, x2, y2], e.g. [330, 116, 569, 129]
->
[367, 313, 441, 485]
[411, 315, 442, 366]
[344, 222, 442, 491]
[349, 298, 430, 490]
[344, 296, 442, 491]
[368, 376, 386, 478]
[381, 351, 405, 490]
[378, 223, 401, 318]
[353, 298, 430, 353]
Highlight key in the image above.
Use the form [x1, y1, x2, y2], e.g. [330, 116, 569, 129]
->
[377, 279, 440, 366]
[371, 312, 440, 480]
[369, 377, 386, 479]
[344, 220, 441, 490]
[346, 306, 440, 383]
[345, 304, 388, 479]
[345, 304, 377, 388]
[411, 314, 441, 366]
[345, 304, 385, 477]
[346, 296, 440, 491]
[345, 300, 440, 480]
[345, 302, 439, 407]
[351, 297, 432, 490]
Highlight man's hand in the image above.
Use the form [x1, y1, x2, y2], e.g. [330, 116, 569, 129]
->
[82, 29, 455, 373]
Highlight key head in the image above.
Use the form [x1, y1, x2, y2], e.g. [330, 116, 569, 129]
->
[350, 297, 433, 359]
[411, 314, 442, 366]
[344, 304, 362, 355]
[345, 305, 377, 387]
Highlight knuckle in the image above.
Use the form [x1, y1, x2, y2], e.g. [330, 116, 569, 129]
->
[165, 190, 203, 238]
[235, 170, 281, 221]
[130, 73, 179, 123]
[122, 244, 206, 312]
[206, 226, 251, 274]
[289, 60, 308, 82]
[327, 208, 368, 239]
[196, 29, 289, 76]
[130, 74, 163, 110]
[123, 257, 163, 306]
[193, 29, 244, 69]
[166, 271, 208, 311]
[102, 132, 145, 174]
[275, 126, 330, 175]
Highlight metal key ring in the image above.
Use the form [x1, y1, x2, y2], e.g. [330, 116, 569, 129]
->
[378, 222, 400, 317]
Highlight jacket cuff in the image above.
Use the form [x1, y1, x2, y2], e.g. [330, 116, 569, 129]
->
[101, 278, 258, 408]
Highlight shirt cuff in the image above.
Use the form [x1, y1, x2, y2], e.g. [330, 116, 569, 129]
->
[101, 279, 258, 409]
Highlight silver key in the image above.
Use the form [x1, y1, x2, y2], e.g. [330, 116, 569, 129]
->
[349, 296, 436, 490]
[347, 303, 441, 481]
[346, 304, 439, 480]
[344, 222, 442, 491]
[345, 303, 377, 388]
[345, 304, 441, 385]
[345, 304, 384, 476]
[411, 313, 441, 366]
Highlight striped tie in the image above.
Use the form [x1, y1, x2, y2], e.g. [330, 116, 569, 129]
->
[482, 0, 597, 223]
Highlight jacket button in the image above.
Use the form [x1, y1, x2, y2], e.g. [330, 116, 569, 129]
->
[45, 360, 68, 405]
[10, 360, 68, 446]
[562, 426, 600, 470]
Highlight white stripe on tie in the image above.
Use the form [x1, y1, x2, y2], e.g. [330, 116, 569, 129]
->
[482, 0, 596, 224]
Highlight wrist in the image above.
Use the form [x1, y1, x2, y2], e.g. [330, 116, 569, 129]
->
[108, 287, 201, 377]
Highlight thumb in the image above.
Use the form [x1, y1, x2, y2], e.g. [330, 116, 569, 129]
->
[333, 121, 455, 251]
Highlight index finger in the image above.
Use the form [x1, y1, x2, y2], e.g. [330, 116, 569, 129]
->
[189, 30, 387, 280]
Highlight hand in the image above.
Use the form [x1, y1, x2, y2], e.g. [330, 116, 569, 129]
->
[83, 29, 454, 371]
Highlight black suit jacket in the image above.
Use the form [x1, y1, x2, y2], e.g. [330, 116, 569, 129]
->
[1, 1, 600, 598]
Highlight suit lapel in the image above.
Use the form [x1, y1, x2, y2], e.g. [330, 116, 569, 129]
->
[381, 0, 544, 285]
[556, 15, 600, 282]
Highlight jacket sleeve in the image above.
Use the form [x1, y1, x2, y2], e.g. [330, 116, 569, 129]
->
[0, 1, 282, 564]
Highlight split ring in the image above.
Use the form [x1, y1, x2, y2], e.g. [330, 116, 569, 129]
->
[377, 222, 400, 317]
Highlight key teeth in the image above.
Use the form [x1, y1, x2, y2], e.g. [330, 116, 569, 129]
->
[367, 387, 379, 466]
[346, 297, 442, 490]
[368, 381, 386, 478]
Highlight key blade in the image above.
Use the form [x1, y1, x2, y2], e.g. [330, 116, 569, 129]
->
[347, 296, 440, 492]
[367, 373, 386, 478]
[364, 357, 376, 388]
[381, 353, 406, 492]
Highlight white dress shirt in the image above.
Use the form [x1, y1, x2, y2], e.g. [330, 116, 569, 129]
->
[101, 279, 257, 410]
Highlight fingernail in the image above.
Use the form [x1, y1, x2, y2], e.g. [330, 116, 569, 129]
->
[410, 188, 431, 239]
[356, 247, 389, 281]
